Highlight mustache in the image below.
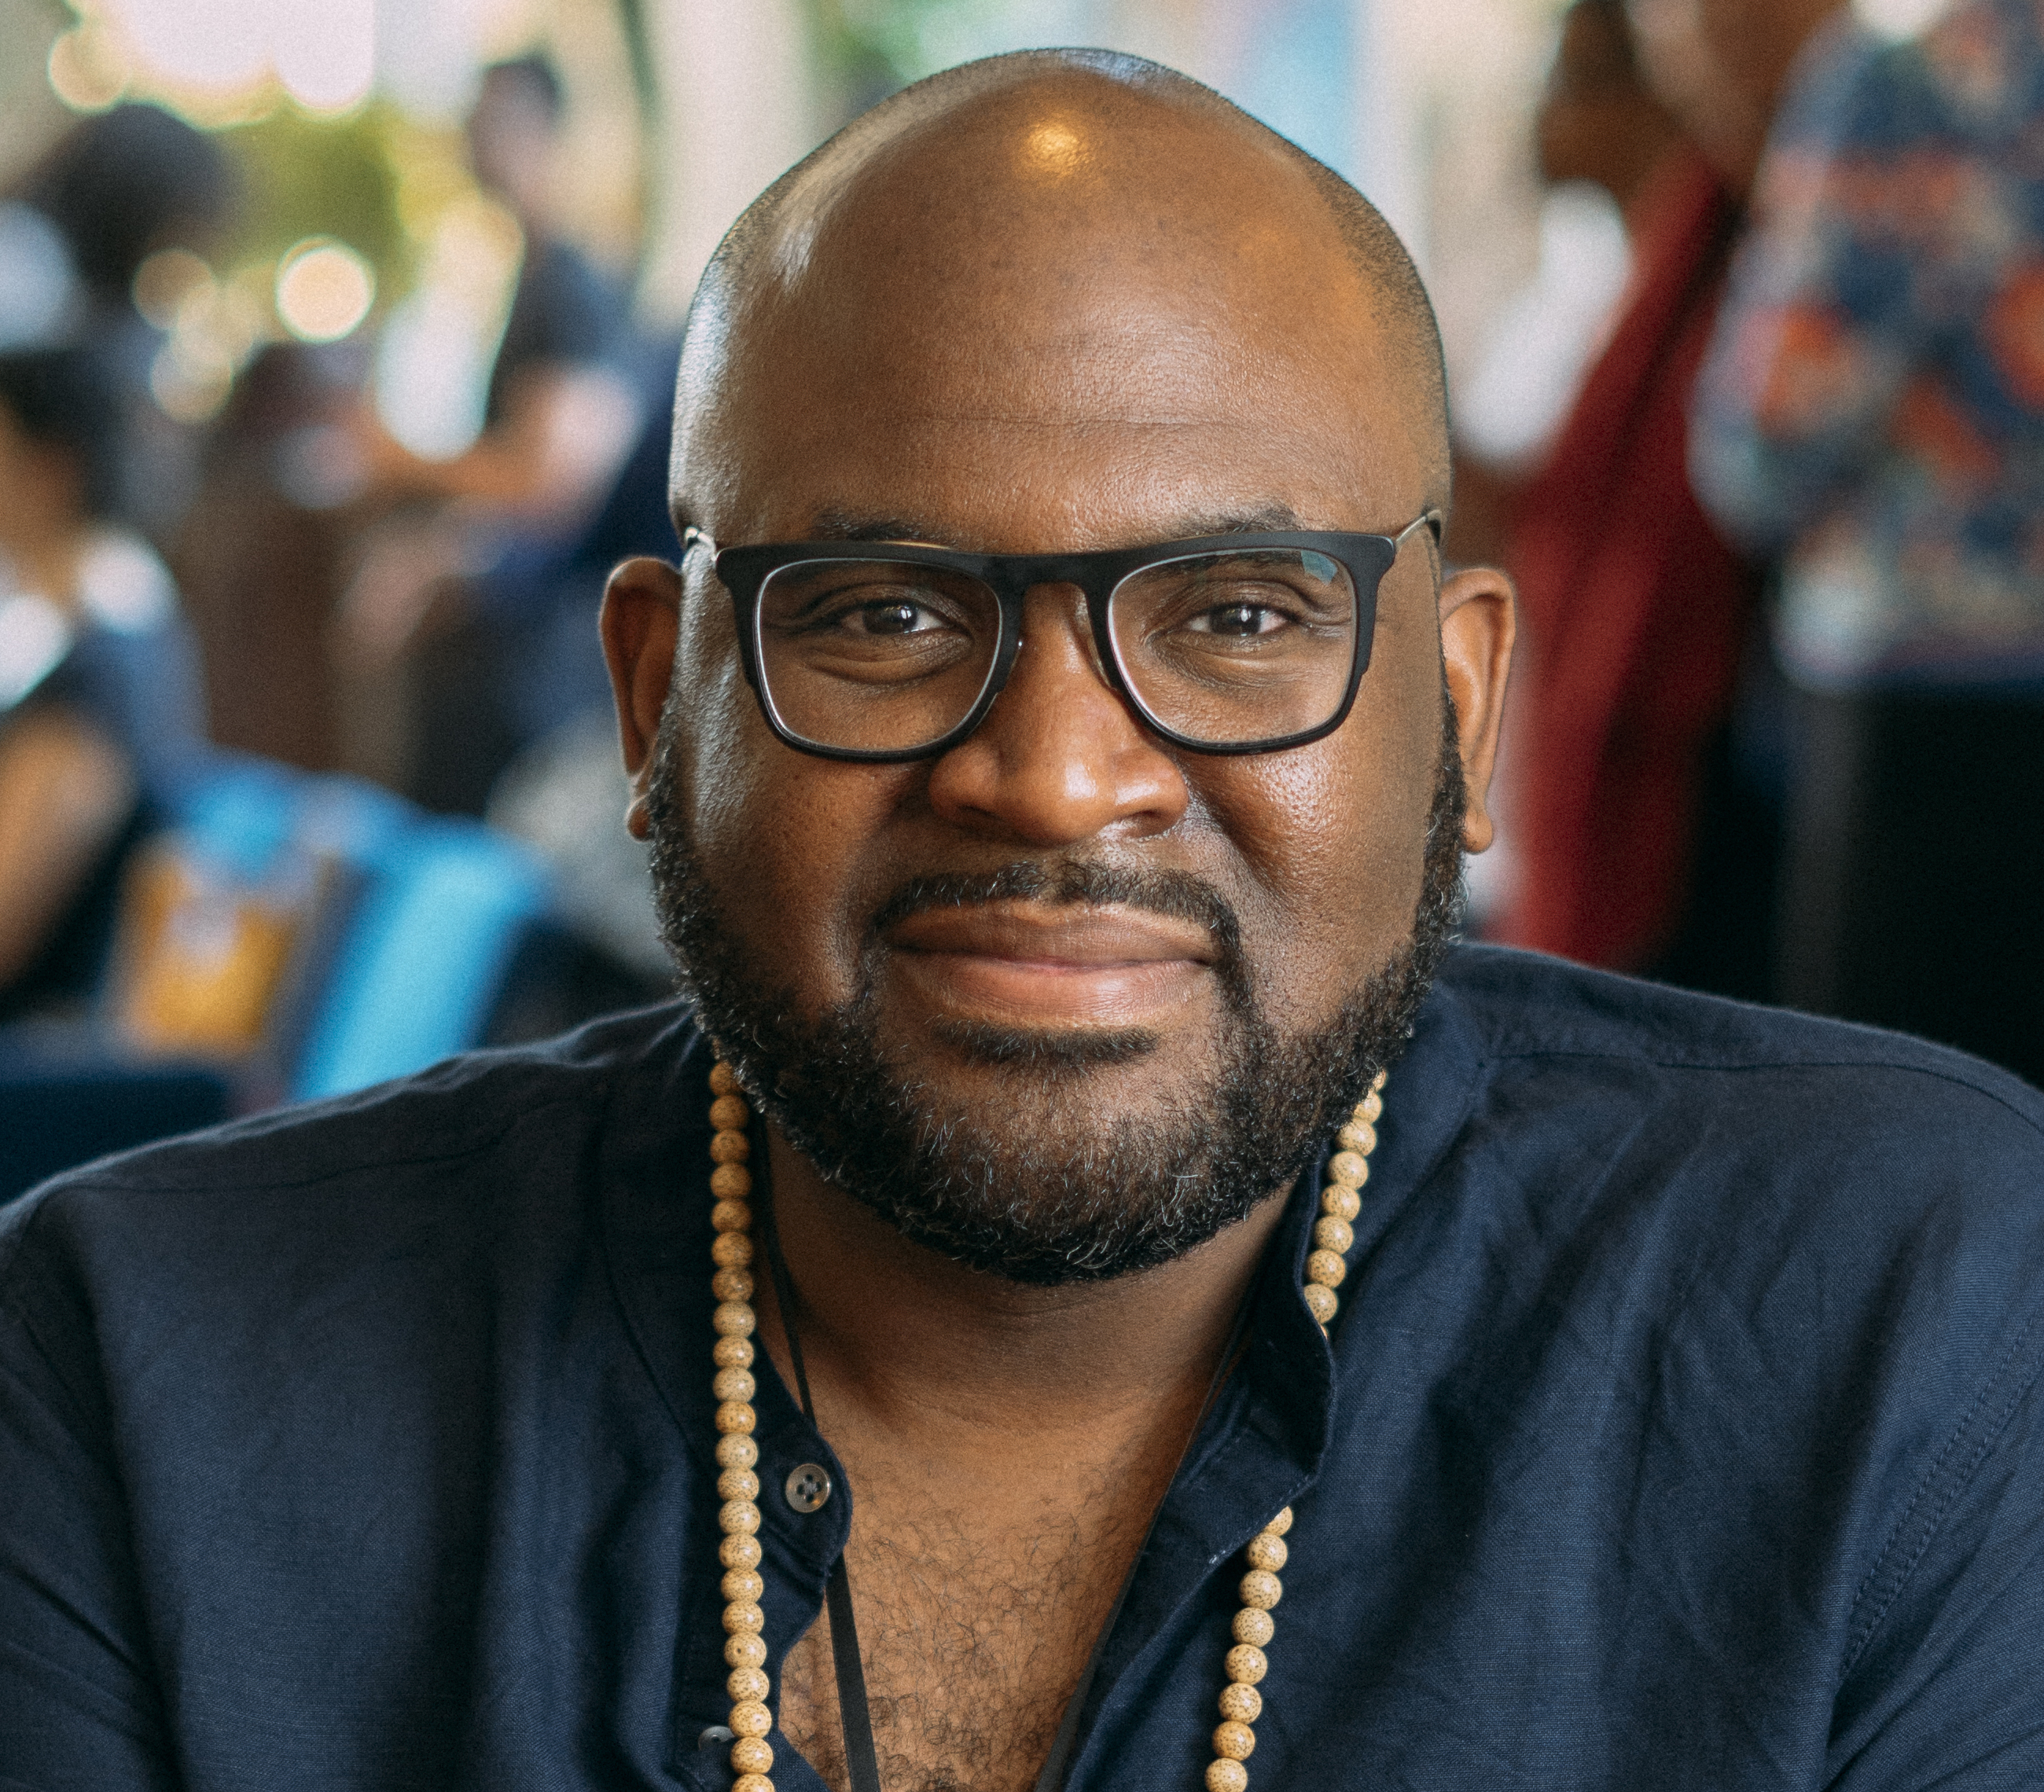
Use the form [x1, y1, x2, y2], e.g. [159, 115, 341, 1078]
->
[866, 859, 1244, 964]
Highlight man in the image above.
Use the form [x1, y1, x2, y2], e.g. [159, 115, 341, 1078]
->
[1689, 0, 2044, 1086]
[5, 50, 2043, 1792]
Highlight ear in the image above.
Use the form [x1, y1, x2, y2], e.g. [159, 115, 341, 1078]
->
[600, 556, 683, 840]
[1437, 564, 1516, 855]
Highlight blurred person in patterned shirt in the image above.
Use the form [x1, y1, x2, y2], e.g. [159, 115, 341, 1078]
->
[1692, 0, 2044, 1085]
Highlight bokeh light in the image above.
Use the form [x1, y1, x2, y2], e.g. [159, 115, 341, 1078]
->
[274, 237, 376, 342]
[131, 248, 215, 330]
[46, 19, 132, 112]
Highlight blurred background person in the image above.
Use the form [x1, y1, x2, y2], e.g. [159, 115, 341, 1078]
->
[1450, 0, 1678, 566]
[333, 52, 645, 816]
[5, 103, 236, 540]
[1480, 0, 1772, 993]
[0, 345, 206, 1019]
[1692, 0, 2044, 1084]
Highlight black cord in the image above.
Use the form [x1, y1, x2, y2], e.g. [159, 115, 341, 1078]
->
[754, 1122, 1257, 1792]
[757, 1137, 885, 1792]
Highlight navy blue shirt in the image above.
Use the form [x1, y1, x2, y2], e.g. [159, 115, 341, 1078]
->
[6, 946, 2044, 1790]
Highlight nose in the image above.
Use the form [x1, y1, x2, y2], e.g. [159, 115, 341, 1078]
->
[923, 585, 1189, 846]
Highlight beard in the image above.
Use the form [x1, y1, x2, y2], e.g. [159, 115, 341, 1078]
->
[646, 700, 1467, 1286]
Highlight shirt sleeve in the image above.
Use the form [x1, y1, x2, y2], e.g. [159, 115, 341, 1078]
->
[0, 1201, 178, 1790]
[1689, 27, 1937, 552]
[1825, 1264, 2044, 1790]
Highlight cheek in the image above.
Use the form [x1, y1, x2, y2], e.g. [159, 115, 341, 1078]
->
[1195, 617, 1440, 1030]
[675, 617, 910, 1012]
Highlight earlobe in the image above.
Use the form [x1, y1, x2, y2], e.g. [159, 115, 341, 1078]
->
[600, 554, 685, 806]
[1436, 564, 1516, 854]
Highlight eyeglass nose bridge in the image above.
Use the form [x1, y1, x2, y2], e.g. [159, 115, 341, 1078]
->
[970, 567, 1125, 717]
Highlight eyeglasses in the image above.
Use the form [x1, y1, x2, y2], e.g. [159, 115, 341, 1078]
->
[682, 511, 1439, 762]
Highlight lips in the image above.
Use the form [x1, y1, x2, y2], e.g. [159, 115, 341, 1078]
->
[881, 900, 1218, 1027]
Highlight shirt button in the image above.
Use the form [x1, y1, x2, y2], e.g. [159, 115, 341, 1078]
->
[698, 1724, 735, 1748]
[785, 1462, 832, 1512]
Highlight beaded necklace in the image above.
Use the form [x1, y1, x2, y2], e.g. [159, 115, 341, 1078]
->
[700, 1057, 1386, 1792]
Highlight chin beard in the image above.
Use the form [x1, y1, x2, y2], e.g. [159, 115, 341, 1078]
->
[645, 702, 1467, 1287]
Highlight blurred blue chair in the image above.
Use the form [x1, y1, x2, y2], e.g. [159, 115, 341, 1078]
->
[0, 753, 552, 1200]
[126, 752, 552, 1100]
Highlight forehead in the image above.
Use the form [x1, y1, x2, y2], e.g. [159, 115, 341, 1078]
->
[678, 86, 1425, 547]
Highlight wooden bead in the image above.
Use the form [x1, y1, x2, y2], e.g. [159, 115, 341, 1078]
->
[722, 1568, 764, 1603]
[1226, 1640, 1269, 1681]
[1212, 1720, 1256, 1761]
[1320, 1184, 1361, 1222]
[709, 1093, 751, 1133]
[731, 1737, 774, 1775]
[711, 1232, 755, 1269]
[711, 1163, 754, 1200]
[727, 1666, 770, 1704]
[715, 1401, 756, 1436]
[1244, 1532, 1289, 1573]
[719, 1533, 762, 1570]
[1326, 1149, 1370, 1188]
[709, 1061, 742, 1096]
[712, 1268, 755, 1304]
[717, 1467, 760, 1503]
[714, 1368, 757, 1405]
[1304, 1250, 1347, 1289]
[722, 1601, 765, 1634]
[1239, 1569, 1282, 1610]
[709, 1126, 750, 1162]
[1218, 1682, 1263, 1724]
[1266, 1507, 1292, 1537]
[733, 1773, 774, 1792]
[719, 1500, 762, 1535]
[1313, 1215, 1354, 1255]
[725, 1632, 767, 1669]
[1363, 1081, 1384, 1114]
[730, 1699, 773, 1738]
[1205, 1760, 1248, 1792]
[1303, 1283, 1337, 1324]
[711, 1199, 753, 1236]
[1336, 1118, 1377, 1155]
[716, 1434, 759, 1471]
[713, 1302, 757, 1338]
[713, 1336, 755, 1370]
[1232, 1609, 1274, 1648]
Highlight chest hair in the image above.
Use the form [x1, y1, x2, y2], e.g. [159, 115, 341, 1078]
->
[774, 1475, 1152, 1792]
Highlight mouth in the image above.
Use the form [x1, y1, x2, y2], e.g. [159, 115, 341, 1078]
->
[880, 900, 1219, 1030]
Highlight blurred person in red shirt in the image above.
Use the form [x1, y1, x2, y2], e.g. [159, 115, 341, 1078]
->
[1492, 0, 1849, 995]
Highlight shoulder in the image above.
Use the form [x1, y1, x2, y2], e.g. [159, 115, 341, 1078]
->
[1436, 942, 2043, 1120]
[0, 1000, 699, 1297]
[1419, 944, 2044, 1342]
[1422, 944, 2044, 1240]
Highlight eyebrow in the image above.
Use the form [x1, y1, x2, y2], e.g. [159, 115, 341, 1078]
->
[801, 502, 1309, 546]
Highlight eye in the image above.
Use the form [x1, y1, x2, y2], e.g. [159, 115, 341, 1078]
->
[838, 600, 945, 637]
[1185, 600, 1293, 638]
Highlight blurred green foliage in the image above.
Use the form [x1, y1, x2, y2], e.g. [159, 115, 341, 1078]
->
[216, 102, 411, 296]
[803, 0, 999, 90]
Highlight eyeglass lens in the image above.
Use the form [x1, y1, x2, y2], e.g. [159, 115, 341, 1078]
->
[754, 548, 1358, 754]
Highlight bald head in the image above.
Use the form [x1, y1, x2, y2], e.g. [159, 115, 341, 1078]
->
[670, 50, 1448, 531]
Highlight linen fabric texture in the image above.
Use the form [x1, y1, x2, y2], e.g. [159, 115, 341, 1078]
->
[4, 945, 2044, 1790]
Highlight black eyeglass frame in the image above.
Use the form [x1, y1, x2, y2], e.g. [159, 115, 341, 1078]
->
[682, 511, 1442, 763]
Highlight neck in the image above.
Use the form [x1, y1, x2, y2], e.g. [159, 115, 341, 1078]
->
[754, 1126, 1292, 1449]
